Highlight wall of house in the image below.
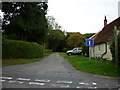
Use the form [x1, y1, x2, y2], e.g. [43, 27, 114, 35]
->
[94, 43, 106, 55]
[89, 44, 106, 58]
[102, 42, 112, 60]
[89, 42, 112, 60]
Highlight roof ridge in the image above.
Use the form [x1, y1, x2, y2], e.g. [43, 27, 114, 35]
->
[90, 17, 120, 44]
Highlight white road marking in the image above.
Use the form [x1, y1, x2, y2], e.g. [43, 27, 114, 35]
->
[78, 82, 97, 89]
[9, 80, 23, 84]
[88, 86, 97, 89]
[51, 84, 69, 88]
[29, 82, 45, 86]
[16, 78, 30, 81]
[79, 82, 85, 85]
[35, 79, 50, 83]
[92, 82, 97, 85]
[76, 86, 84, 88]
[0, 77, 12, 80]
[56, 80, 72, 84]
[79, 82, 89, 85]
[1, 76, 98, 88]
[0, 80, 5, 82]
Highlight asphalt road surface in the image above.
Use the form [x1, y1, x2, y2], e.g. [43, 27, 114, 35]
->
[1, 53, 119, 89]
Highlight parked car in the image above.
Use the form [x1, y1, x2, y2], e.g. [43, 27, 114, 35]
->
[66, 47, 82, 56]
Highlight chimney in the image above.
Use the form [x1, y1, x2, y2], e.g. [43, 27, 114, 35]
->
[104, 16, 107, 27]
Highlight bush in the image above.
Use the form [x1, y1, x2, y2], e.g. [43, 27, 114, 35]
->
[82, 45, 89, 57]
[110, 34, 120, 66]
[62, 48, 69, 52]
[2, 38, 44, 59]
[45, 49, 53, 53]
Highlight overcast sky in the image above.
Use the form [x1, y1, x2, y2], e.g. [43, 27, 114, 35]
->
[47, 0, 120, 34]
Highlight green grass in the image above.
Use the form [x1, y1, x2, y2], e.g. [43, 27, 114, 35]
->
[59, 52, 120, 77]
[1, 52, 52, 67]
[44, 52, 53, 56]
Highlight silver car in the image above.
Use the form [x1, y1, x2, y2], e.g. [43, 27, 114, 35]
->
[66, 47, 82, 56]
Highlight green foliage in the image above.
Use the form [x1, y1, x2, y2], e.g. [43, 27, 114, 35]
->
[110, 34, 120, 65]
[66, 32, 74, 38]
[67, 33, 86, 48]
[2, 38, 44, 59]
[46, 16, 62, 30]
[46, 16, 67, 52]
[62, 48, 69, 52]
[82, 45, 89, 56]
[2, 2, 48, 44]
[48, 30, 66, 52]
[45, 49, 53, 53]
[84, 33, 95, 38]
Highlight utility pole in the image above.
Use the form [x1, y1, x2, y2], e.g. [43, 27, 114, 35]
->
[114, 26, 119, 67]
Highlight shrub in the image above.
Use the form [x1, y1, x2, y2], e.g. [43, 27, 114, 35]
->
[110, 34, 120, 66]
[82, 45, 89, 57]
[62, 48, 69, 52]
[2, 38, 44, 59]
[45, 49, 53, 53]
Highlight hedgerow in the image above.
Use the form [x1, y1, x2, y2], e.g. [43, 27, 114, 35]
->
[110, 34, 120, 66]
[2, 38, 44, 59]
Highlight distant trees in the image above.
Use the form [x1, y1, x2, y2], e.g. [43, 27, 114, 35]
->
[46, 16, 62, 30]
[67, 33, 85, 48]
[47, 30, 66, 52]
[2, 2, 67, 52]
[2, 2, 48, 44]
[84, 33, 95, 38]
[66, 33, 95, 56]
[2, 2, 95, 54]
[46, 16, 66, 51]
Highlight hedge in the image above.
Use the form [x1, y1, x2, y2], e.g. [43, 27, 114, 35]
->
[2, 39, 44, 59]
[110, 34, 120, 66]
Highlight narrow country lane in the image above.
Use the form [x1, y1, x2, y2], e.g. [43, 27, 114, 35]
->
[1, 53, 119, 88]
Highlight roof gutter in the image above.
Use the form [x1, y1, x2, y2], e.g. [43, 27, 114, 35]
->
[101, 42, 107, 58]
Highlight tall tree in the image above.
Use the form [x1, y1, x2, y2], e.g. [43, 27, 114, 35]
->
[2, 2, 48, 44]
[46, 16, 62, 30]
[67, 33, 85, 48]
[48, 30, 66, 52]
[46, 15, 66, 51]
[84, 33, 95, 38]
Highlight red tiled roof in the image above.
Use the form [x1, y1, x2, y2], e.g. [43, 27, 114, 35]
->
[91, 17, 120, 44]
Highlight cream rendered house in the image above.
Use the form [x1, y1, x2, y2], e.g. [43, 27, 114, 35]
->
[89, 17, 120, 60]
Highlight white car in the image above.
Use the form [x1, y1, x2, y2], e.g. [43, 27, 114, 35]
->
[66, 47, 82, 56]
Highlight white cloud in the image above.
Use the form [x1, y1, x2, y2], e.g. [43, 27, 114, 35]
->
[47, 0, 119, 34]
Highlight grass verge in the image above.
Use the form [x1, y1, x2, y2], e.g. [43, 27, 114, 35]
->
[1, 52, 52, 67]
[59, 52, 120, 77]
